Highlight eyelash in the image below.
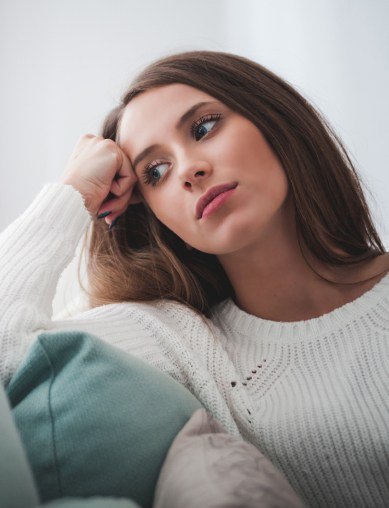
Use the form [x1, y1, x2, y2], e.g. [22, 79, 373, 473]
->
[141, 113, 223, 187]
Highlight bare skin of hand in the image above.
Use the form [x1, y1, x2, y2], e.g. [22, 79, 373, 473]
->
[60, 134, 141, 224]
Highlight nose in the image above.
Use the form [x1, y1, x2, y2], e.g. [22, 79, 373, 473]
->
[178, 158, 212, 190]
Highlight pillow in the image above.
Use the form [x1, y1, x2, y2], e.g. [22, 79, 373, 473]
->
[153, 408, 305, 508]
[6, 330, 202, 508]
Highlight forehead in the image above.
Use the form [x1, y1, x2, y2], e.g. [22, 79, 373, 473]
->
[118, 84, 216, 153]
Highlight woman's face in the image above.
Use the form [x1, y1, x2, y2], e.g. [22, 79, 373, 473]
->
[118, 83, 290, 255]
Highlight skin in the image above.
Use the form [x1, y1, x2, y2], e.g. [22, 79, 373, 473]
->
[64, 83, 389, 322]
[118, 84, 290, 257]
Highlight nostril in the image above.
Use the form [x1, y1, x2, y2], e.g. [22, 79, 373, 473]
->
[195, 170, 205, 177]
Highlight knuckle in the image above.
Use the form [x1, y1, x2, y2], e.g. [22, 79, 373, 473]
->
[102, 138, 116, 149]
[113, 150, 123, 167]
[101, 139, 121, 163]
[81, 133, 95, 141]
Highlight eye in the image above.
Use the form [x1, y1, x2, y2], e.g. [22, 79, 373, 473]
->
[141, 161, 170, 187]
[191, 113, 222, 141]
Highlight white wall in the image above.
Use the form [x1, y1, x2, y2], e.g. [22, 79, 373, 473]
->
[0, 0, 227, 228]
[221, 0, 389, 243]
[0, 0, 388, 315]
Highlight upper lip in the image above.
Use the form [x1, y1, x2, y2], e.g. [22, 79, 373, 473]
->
[196, 182, 238, 219]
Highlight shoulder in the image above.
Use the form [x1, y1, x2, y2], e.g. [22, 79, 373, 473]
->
[102, 298, 213, 332]
[67, 298, 210, 328]
[359, 252, 389, 283]
[153, 299, 213, 329]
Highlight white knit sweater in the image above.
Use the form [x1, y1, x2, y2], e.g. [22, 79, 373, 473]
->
[1, 183, 388, 507]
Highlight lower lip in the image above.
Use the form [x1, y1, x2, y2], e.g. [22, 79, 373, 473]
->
[201, 188, 236, 219]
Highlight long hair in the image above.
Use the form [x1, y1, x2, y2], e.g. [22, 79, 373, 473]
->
[80, 50, 384, 316]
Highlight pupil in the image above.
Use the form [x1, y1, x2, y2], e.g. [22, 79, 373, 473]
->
[197, 125, 207, 140]
[152, 168, 159, 179]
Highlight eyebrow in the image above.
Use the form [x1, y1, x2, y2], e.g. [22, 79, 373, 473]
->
[131, 100, 218, 171]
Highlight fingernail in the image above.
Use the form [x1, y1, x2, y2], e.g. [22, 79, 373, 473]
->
[108, 217, 119, 230]
[97, 211, 112, 219]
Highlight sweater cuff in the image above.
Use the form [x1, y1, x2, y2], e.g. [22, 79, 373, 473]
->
[23, 182, 92, 237]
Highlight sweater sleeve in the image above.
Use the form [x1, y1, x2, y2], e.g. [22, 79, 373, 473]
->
[0, 183, 91, 386]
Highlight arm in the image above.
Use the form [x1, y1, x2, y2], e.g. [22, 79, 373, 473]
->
[0, 135, 138, 386]
[0, 183, 90, 385]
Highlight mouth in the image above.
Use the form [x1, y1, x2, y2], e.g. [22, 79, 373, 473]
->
[196, 182, 238, 220]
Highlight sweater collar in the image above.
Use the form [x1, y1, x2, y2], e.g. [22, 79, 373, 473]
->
[211, 273, 389, 341]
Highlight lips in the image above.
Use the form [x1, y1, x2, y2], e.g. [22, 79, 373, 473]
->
[196, 182, 238, 219]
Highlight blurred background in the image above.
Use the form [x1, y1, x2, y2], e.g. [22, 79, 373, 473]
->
[0, 0, 388, 314]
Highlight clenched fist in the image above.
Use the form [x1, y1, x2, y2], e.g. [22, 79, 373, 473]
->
[61, 134, 141, 222]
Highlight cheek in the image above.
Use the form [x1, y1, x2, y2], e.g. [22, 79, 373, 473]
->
[237, 128, 288, 193]
[218, 122, 266, 173]
[144, 189, 187, 236]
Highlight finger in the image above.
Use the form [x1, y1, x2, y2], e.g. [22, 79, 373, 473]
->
[109, 151, 138, 197]
[70, 133, 97, 159]
[116, 146, 137, 178]
[98, 186, 137, 220]
[110, 173, 137, 197]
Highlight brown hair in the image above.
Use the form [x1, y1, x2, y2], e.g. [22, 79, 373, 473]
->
[81, 50, 385, 316]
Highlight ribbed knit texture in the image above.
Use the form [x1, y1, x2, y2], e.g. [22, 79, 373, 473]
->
[1, 183, 388, 507]
[211, 297, 389, 507]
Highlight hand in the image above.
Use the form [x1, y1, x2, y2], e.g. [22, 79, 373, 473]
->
[60, 134, 141, 222]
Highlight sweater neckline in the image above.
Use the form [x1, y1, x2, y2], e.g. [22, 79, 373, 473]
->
[212, 272, 389, 340]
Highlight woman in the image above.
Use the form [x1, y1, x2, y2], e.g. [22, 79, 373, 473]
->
[1, 51, 388, 507]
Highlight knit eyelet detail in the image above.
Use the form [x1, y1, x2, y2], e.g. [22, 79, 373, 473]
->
[231, 359, 267, 388]
[240, 358, 267, 386]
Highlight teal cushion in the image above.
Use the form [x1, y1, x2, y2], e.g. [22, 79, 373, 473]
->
[6, 331, 202, 508]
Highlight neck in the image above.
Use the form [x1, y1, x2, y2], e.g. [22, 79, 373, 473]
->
[217, 211, 388, 322]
